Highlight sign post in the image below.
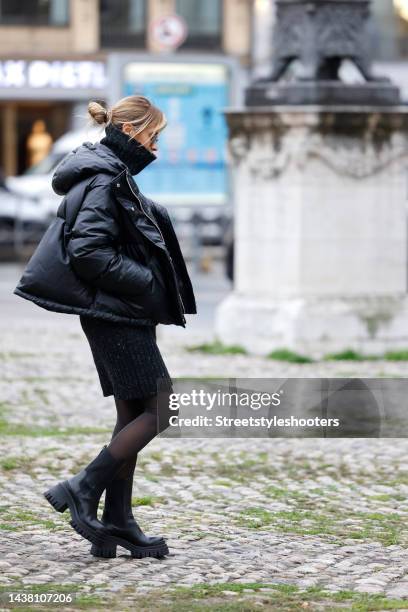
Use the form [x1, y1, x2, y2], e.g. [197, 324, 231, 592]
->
[149, 14, 188, 51]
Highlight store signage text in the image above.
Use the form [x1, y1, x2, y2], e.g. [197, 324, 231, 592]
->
[0, 60, 106, 89]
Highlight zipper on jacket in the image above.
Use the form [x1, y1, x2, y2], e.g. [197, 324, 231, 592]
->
[125, 172, 186, 324]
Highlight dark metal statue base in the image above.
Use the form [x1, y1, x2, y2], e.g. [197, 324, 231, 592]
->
[245, 81, 401, 107]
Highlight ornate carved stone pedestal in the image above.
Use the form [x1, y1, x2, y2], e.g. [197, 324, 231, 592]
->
[215, 107, 408, 357]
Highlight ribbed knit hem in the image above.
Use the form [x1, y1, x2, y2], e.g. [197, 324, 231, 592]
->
[79, 315, 173, 400]
[100, 122, 156, 175]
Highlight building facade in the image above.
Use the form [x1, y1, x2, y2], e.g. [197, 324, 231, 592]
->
[0, 0, 407, 176]
[0, 0, 251, 176]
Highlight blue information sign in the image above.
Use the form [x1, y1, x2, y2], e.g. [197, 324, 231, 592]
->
[123, 62, 229, 206]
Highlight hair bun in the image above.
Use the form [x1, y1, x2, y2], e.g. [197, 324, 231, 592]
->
[88, 101, 109, 125]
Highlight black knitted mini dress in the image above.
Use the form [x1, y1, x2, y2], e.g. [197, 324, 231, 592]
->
[79, 316, 172, 400]
[79, 123, 173, 400]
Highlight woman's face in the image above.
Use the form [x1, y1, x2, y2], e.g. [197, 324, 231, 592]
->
[122, 122, 160, 154]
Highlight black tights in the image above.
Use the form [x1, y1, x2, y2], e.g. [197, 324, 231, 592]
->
[108, 391, 176, 478]
[109, 398, 144, 479]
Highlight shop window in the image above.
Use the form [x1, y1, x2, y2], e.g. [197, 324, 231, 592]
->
[394, 0, 408, 57]
[370, 0, 408, 60]
[100, 0, 146, 48]
[0, 0, 69, 26]
[175, 0, 222, 50]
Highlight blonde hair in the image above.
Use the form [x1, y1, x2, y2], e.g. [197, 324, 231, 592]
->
[87, 95, 167, 147]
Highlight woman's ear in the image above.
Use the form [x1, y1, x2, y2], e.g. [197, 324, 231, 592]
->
[122, 122, 132, 135]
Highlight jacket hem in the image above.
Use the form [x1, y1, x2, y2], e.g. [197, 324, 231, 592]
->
[13, 287, 169, 327]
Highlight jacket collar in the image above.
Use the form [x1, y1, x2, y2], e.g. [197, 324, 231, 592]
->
[100, 122, 157, 175]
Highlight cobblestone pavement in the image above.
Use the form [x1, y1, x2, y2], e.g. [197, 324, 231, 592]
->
[1, 313, 408, 610]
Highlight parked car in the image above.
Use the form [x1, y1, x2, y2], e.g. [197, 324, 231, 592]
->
[0, 184, 50, 245]
[0, 127, 102, 251]
[5, 126, 102, 224]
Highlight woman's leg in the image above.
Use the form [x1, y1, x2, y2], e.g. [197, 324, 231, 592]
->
[107, 389, 176, 462]
[43, 390, 172, 556]
[100, 397, 146, 528]
[91, 392, 172, 557]
[111, 397, 146, 479]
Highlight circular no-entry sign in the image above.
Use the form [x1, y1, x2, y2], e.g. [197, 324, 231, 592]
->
[150, 14, 188, 50]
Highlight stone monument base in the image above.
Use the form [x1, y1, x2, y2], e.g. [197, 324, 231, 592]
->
[245, 81, 401, 107]
[216, 107, 408, 358]
[215, 293, 408, 358]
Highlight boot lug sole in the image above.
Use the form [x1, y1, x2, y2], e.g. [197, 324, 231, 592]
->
[44, 481, 169, 556]
[90, 538, 169, 559]
[43, 482, 106, 546]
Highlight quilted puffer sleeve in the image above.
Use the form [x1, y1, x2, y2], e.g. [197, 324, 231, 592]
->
[67, 183, 153, 296]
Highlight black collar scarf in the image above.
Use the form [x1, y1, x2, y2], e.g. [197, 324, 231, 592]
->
[100, 122, 157, 175]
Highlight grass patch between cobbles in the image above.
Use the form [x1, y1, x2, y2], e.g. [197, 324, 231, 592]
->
[118, 582, 408, 611]
[235, 506, 405, 546]
[0, 422, 111, 436]
[0, 402, 110, 438]
[1, 581, 408, 611]
[267, 349, 314, 363]
[133, 447, 408, 547]
[0, 505, 69, 532]
[182, 340, 408, 363]
[185, 340, 247, 355]
[131, 495, 167, 506]
[0, 583, 108, 610]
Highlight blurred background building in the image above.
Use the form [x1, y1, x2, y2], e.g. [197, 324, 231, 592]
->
[3, 0, 408, 177]
[1, 0, 408, 263]
[0, 0, 251, 177]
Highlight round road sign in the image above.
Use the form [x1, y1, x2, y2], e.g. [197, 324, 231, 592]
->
[150, 14, 188, 50]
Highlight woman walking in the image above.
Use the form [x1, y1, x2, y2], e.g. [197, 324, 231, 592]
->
[13, 95, 197, 559]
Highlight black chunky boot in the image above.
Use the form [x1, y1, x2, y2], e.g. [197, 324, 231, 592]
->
[90, 474, 169, 559]
[43, 445, 127, 547]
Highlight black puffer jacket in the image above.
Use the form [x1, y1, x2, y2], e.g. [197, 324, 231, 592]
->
[13, 139, 197, 328]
